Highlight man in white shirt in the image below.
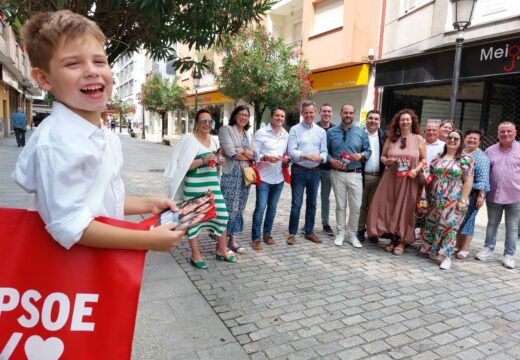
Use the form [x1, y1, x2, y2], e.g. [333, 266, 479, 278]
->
[424, 120, 445, 166]
[251, 107, 289, 251]
[357, 110, 387, 243]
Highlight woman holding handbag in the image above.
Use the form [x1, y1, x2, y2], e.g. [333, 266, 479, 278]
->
[219, 105, 256, 254]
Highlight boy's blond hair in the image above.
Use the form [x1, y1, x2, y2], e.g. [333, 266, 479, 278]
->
[23, 10, 106, 71]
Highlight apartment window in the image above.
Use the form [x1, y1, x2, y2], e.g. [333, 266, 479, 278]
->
[312, 0, 343, 36]
[400, 0, 433, 15]
[470, 0, 520, 26]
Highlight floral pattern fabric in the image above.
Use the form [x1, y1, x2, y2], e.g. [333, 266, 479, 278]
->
[421, 155, 474, 257]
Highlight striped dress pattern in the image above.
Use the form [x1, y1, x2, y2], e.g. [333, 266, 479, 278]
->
[183, 142, 229, 239]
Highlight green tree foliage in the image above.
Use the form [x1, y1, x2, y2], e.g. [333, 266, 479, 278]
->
[216, 27, 312, 130]
[1, 0, 275, 71]
[141, 74, 187, 142]
[108, 97, 132, 131]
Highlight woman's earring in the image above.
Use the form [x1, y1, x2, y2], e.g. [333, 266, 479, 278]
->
[396, 128, 401, 135]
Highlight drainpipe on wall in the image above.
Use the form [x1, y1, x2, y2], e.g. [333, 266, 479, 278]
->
[374, 0, 387, 110]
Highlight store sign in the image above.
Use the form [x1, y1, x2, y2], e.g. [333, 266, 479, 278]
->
[376, 37, 520, 87]
[478, 41, 520, 73]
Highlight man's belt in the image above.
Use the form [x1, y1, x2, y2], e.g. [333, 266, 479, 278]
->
[364, 172, 381, 176]
[293, 163, 320, 171]
[332, 168, 362, 173]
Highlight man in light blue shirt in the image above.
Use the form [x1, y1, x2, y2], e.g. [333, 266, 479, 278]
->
[11, 107, 27, 147]
[287, 100, 328, 245]
[251, 107, 289, 251]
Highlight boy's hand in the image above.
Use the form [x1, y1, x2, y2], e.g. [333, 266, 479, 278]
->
[148, 197, 178, 214]
[148, 223, 186, 251]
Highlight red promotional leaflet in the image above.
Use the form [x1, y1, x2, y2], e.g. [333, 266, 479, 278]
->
[158, 190, 217, 229]
[0, 208, 155, 360]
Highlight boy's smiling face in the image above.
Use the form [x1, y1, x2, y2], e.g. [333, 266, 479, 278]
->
[32, 35, 113, 126]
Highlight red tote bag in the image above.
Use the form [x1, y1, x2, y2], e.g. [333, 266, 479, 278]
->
[0, 208, 156, 360]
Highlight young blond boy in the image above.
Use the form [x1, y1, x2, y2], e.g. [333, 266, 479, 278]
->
[12, 10, 185, 250]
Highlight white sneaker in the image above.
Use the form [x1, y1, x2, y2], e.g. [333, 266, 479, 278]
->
[334, 233, 344, 246]
[439, 257, 451, 270]
[350, 235, 362, 248]
[503, 255, 515, 269]
[476, 247, 494, 261]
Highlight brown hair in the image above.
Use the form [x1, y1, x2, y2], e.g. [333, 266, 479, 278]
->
[388, 108, 421, 142]
[440, 130, 465, 159]
[23, 10, 106, 71]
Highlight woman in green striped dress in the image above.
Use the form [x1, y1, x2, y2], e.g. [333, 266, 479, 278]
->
[177, 110, 234, 269]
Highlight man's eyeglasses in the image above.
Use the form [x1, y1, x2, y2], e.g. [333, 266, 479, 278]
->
[198, 119, 214, 126]
[447, 136, 461, 142]
[399, 137, 407, 149]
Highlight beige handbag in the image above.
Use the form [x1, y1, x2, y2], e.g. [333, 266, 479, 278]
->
[241, 160, 260, 186]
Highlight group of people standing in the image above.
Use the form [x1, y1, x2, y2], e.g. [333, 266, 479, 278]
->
[164, 100, 520, 272]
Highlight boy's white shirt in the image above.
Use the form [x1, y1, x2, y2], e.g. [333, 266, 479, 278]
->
[12, 101, 125, 249]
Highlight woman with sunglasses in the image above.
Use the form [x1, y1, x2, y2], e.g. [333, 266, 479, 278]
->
[420, 130, 474, 270]
[218, 105, 256, 254]
[164, 109, 233, 269]
[366, 108, 426, 255]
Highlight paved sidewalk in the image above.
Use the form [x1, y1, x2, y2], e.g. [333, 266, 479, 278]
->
[2, 131, 520, 360]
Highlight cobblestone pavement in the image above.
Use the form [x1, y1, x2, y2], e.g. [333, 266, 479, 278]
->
[2, 131, 520, 359]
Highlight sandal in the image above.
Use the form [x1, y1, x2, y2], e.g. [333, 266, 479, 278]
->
[215, 254, 235, 263]
[189, 258, 208, 269]
[228, 237, 247, 254]
[456, 250, 469, 259]
[384, 243, 395, 252]
[393, 242, 405, 256]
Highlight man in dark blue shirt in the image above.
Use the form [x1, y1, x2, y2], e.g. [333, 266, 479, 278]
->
[327, 104, 371, 248]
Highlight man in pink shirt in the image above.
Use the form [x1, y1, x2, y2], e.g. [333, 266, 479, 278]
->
[476, 121, 520, 269]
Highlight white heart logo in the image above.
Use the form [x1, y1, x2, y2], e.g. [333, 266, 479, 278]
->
[24, 336, 64, 360]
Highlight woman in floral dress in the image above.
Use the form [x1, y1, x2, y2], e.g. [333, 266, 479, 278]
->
[421, 130, 474, 270]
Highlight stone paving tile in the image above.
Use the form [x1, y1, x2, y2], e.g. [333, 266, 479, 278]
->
[4, 133, 520, 359]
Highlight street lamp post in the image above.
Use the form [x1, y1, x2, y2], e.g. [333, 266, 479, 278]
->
[448, 0, 477, 122]
[192, 68, 202, 132]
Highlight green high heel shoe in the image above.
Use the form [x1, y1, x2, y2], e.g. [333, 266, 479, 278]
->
[189, 258, 208, 269]
[215, 254, 234, 263]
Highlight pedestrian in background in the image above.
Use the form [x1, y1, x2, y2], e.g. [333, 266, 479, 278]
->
[286, 100, 328, 245]
[420, 130, 474, 270]
[11, 107, 27, 147]
[357, 110, 386, 244]
[327, 104, 371, 248]
[367, 108, 426, 255]
[476, 121, 520, 269]
[165, 109, 231, 269]
[251, 107, 289, 250]
[316, 103, 335, 237]
[219, 105, 255, 254]
[455, 129, 490, 259]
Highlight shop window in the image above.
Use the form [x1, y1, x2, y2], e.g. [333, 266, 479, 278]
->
[312, 0, 343, 36]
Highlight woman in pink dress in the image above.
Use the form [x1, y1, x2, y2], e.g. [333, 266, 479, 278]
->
[367, 109, 426, 255]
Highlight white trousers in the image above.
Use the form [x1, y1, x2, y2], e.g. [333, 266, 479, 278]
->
[330, 170, 363, 236]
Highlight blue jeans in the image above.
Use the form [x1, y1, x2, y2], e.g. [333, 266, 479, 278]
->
[484, 200, 520, 256]
[252, 181, 284, 240]
[320, 169, 332, 226]
[289, 166, 321, 235]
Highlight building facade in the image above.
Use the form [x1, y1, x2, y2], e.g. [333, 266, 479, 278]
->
[178, 0, 383, 131]
[376, 0, 520, 145]
[112, 50, 178, 143]
[0, 18, 40, 138]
